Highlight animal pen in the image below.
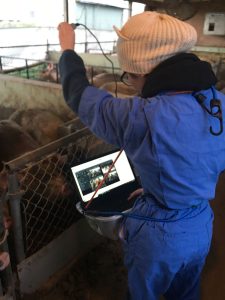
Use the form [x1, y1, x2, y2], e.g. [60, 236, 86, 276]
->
[0, 118, 116, 299]
[0, 43, 224, 299]
[0, 50, 120, 298]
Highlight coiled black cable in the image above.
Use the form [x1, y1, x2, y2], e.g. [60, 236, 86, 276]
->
[71, 22, 118, 97]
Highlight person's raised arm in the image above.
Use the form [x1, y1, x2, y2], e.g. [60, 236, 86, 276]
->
[57, 22, 90, 113]
[57, 22, 134, 148]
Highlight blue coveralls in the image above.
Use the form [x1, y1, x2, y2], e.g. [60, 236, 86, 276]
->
[59, 50, 225, 300]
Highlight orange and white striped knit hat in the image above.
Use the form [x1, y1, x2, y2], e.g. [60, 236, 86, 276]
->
[114, 11, 197, 75]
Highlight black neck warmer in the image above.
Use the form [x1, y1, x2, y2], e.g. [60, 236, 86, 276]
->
[141, 53, 217, 98]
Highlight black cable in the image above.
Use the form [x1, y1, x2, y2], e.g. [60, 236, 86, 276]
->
[71, 22, 118, 97]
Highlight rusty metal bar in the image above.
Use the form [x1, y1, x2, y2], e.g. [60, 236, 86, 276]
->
[5, 128, 91, 171]
[25, 60, 29, 79]
[55, 63, 59, 83]
[85, 42, 88, 53]
[0, 41, 116, 50]
[0, 194, 17, 300]
[0, 44, 58, 49]
[2, 61, 44, 74]
[0, 241, 17, 299]
[0, 57, 2, 72]
[7, 173, 25, 264]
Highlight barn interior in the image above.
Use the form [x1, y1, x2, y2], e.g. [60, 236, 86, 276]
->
[0, 0, 225, 299]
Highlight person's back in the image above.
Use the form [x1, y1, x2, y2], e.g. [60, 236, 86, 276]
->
[125, 88, 225, 209]
[58, 11, 224, 300]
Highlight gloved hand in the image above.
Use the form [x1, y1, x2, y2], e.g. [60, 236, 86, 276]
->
[127, 188, 144, 201]
[57, 22, 75, 51]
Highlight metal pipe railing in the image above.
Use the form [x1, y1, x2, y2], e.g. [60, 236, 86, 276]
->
[7, 173, 25, 264]
[4, 128, 91, 172]
[0, 40, 116, 50]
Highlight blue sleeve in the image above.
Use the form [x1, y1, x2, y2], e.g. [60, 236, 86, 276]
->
[59, 50, 90, 112]
[59, 50, 146, 148]
[78, 86, 144, 147]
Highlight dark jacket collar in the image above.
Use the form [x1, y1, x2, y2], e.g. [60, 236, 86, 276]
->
[141, 53, 217, 98]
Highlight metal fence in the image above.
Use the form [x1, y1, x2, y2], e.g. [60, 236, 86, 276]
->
[0, 119, 116, 297]
[0, 55, 120, 85]
[0, 56, 60, 83]
[0, 40, 119, 84]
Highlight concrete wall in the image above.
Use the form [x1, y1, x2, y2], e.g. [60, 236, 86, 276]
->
[0, 52, 120, 121]
[50, 51, 120, 72]
[0, 74, 75, 120]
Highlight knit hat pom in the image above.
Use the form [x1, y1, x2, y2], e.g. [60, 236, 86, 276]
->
[114, 11, 197, 74]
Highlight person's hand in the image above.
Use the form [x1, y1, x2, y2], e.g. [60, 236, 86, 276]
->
[127, 188, 144, 201]
[57, 22, 75, 51]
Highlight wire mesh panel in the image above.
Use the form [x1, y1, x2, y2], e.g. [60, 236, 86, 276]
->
[19, 148, 80, 257]
[6, 132, 115, 258]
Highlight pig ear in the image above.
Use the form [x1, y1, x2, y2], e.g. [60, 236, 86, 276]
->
[113, 26, 129, 41]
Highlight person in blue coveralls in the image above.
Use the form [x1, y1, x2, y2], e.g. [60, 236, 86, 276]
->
[58, 11, 225, 300]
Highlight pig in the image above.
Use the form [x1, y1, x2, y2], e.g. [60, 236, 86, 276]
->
[85, 67, 110, 84]
[0, 119, 39, 196]
[18, 154, 72, 203]
[1, 152, 72, 204]
[92, 72, 121, 88]
[39, 63, 60, 83]
[216, 80, 225, 91]
[0, 106, 16, 120]
[57, 117, 86, 138]
[19, 154, 76, 256]
[0, 127, 71, 201]
[0, 120, 39, 172]
[100, 81, 137, 98]
[0, 120, 39, 265]
[10, 109, 65, 146]
[2, 155, 74, 257]
[0, 120, 71, 213]
[0, 120, 77, 257]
